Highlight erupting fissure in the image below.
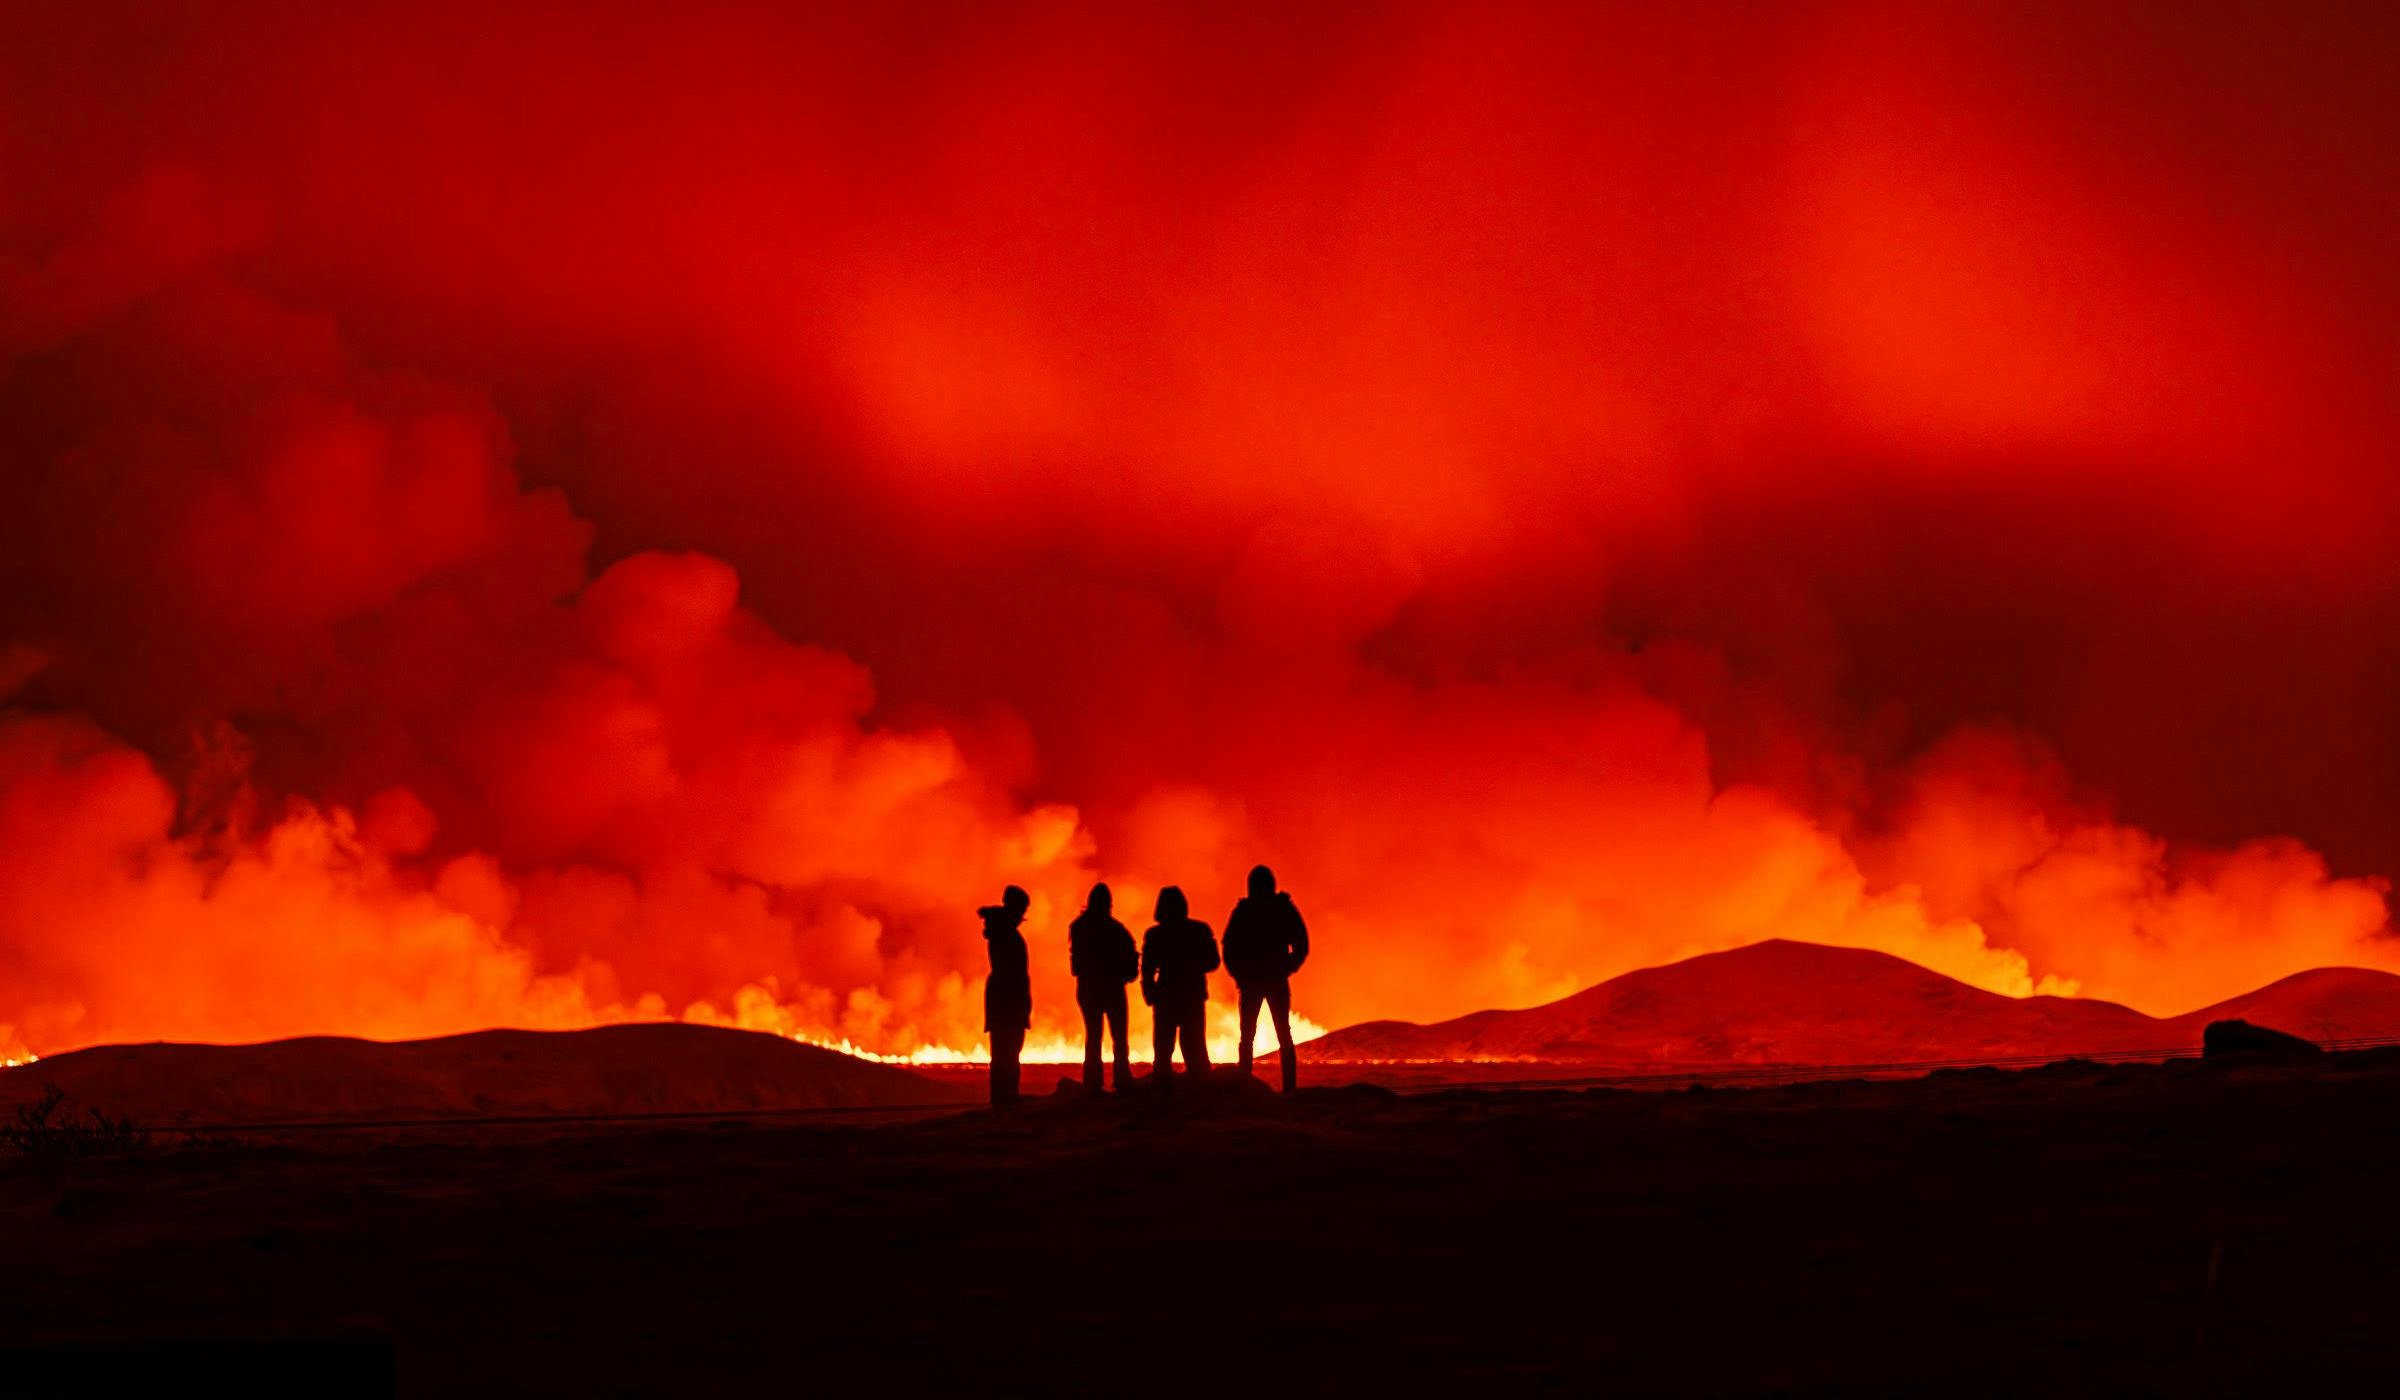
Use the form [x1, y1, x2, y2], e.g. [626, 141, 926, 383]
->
[793, 1003, 1332, 1068]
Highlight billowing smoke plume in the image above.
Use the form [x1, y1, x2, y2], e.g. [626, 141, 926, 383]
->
[2, 2, 2395, 1057]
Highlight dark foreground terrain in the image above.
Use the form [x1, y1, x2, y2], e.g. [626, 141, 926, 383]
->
[8, 1051, 2400, 1397]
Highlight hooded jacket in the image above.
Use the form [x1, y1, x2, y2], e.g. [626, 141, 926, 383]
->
[1141, 896, 1219, 1008]
[1223, 891, 1309, 986]
[981, 906, 1031, 1032]
[1069, 908, 1138, 991]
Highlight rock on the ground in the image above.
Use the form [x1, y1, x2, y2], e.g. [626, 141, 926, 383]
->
[2202, 1018, 2323, 1059]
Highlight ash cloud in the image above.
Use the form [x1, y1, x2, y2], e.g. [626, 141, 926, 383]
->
[2, 2, 2396, 1055]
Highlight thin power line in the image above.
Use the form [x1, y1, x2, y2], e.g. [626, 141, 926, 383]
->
[115, 1032, 2400, 1135]
[1412, 1032, 2400, 1093]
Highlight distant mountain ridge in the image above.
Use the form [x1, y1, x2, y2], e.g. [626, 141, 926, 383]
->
[0, 1023, 976, 1125]
[13, 947, 2398, 1119]
[1306, 939, 2400, 1066]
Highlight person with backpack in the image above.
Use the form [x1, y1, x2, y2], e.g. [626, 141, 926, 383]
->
[1069, 883, 1139, 1094]
[1222, 864, 1309, 1091]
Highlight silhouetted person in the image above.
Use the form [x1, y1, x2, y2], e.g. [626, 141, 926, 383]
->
[981, 885, 1032, 1105]
[1223, 864, 1309, 1092]
[1140, 885, 1217, 1086]
[1070, 883, 1139, 1093]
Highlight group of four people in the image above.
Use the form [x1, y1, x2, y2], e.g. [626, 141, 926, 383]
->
[978, 865, 1311, 1103]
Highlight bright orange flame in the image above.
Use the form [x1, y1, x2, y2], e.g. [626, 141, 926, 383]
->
[787, 1003, 1328, 1066]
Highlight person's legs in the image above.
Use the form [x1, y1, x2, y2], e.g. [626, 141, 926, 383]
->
[1181, 1002, 1211, 1077]
[1153, 1002, 1176, 1084]
[1106, 991, 1132, 1091]
[1268, 982, 1296, 1092]
[1237, 985, 1262, 1077]
[991, 1024, 1025, 1104]
[1081, 997, 1103, 1091]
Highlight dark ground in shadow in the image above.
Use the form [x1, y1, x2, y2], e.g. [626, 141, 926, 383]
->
[8, 1051, 2400, 1396]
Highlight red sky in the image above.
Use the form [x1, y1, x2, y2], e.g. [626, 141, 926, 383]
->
[3, 1, 2397, 1057]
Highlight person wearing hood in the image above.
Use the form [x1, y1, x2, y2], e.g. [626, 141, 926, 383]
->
[1222, 864, 1309, 1091]
[1139, 885, 1218, 1086]
[1069, 882, 1139, 1093]
[980, 885, 1033, 1105]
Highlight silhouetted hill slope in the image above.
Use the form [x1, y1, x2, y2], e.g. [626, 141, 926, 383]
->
[2172, 966, 2400, 1044]
[1307, 940, 2400, 1065]
[0, 1023, 974, 1125]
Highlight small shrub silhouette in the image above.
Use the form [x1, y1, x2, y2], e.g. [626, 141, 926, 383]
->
[0, 1084, 150, 1157]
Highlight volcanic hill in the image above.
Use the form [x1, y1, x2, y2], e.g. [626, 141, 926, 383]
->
[1304, 939, 2400, 1065]
[0, 1023, 974, 1126]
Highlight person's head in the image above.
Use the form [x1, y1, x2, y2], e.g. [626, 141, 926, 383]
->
[1085, 882, 1112, 916]
[985, 885, 1028, 924]
[1154, 886, 1187, 923]
[1248, 864, 1276, 898]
